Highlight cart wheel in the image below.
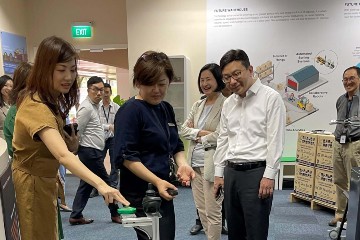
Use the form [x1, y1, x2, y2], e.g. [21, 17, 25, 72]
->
[329, 227, 339, 239]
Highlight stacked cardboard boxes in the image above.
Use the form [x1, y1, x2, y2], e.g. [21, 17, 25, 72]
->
[314, 134, 336, 208]
[294, 131, 317, 200]
[296, 131, 317, 167]
[293, 131, 336, 209]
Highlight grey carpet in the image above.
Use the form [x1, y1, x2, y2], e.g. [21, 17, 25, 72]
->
[61, 175, 334, 239]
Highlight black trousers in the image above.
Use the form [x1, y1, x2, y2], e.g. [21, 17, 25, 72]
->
[102, 137, 119, 188]
[124, 194, 175, 240]
[224, 165, 272, 240]
[70, 146, 119, 219]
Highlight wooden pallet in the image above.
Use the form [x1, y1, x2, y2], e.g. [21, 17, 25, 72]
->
[290, 193, 312, 204]
[311, 199, 336, 211]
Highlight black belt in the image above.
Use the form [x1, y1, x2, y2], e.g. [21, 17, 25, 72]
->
[336, 136, 360, 143]
[227, 161, 266, 171]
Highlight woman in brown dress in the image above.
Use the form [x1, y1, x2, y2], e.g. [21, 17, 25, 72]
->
[12, 36, 129, 240]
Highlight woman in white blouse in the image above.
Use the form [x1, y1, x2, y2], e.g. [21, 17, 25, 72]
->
[181, 63, 226, 240]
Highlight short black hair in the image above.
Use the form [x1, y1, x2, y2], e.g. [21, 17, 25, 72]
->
[219, 49, 250, 71]
[343, 66, 360, 78]
[0, 75, 12, 82]
[133, 51, 174, 87]
[197, 63, 225, 94]
[104, 83, 112, 92]
[87, 76, 104, 88]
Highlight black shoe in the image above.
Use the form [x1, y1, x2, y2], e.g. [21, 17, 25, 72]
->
[190, 223, 203, 235]
[69, 217, 94, 225]
[89, 189, 99, 198]
[221, 225, 228, 235]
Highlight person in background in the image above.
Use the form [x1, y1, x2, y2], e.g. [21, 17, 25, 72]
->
[330, 66, 360, 226]
[0, 74, 13, 139]
[181, 63, 226, 240]
[58, 92, 80, 211]
[189, 82, 232, 236]
[90, 82, 120, 198]
[213, 49, 285, 240]
[114, 50, 195, 240]
[12, 36, 129, 240]
[57, 170, 72, 212]
[70, 76, 122, 225]
[4, 63, 31, 157]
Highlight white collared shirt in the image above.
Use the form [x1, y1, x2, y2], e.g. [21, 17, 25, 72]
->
[77, 96, 105, 150]
[99, 100, 120, 139]
[214, 79, 286, 179]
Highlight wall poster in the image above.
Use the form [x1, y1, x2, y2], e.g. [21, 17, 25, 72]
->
[206, 0, 360, 157]
[1, 32, 28, 75]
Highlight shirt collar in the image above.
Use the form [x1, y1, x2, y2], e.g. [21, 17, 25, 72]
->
[100, 100, 113, 107]
[86, 95, 99, 107]
[234, 78, 261, 100]
[344, 88, 360, 99]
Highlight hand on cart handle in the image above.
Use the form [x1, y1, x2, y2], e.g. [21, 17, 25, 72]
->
[330, 117, 360, 127]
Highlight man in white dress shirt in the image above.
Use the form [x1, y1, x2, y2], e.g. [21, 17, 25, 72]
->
[213, 49, 286, 240]
[90, 83, 120, 197]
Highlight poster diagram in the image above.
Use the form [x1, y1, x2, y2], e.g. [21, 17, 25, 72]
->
[206, 0, 360, 157]
[1, 32, 28, 75]
[255, 55, 338, 126]
[314, 50, 338, 75]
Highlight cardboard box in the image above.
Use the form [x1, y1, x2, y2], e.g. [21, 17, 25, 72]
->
[294, 164, 315, 199]
[315, 134, 335, 171]
[313, 168, 336, 206]
[296, 131, 318, 166]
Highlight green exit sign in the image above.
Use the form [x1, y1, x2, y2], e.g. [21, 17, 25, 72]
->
[72, 26, 92, 38]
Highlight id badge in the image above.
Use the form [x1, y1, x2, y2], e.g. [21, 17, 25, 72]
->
[340, 135, 346, 144]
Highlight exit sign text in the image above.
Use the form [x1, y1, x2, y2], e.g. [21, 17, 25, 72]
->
[72, 26, 92, 38]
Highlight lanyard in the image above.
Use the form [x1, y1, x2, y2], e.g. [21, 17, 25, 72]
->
[346, 99, 353, 119]
[102, 105, 111, 123]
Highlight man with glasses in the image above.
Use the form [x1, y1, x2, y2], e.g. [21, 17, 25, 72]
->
[69, 76, 122, 225]
[329, 66, 360, 227]
[90, 83, 120, 198]
[213, 49, 285, 240]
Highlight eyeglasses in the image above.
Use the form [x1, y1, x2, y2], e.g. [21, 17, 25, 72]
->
[342, 76, 359, 83]
[88, 87, 104, 93]
[140, 52, 168, 62]
[222, 70, 242, 83]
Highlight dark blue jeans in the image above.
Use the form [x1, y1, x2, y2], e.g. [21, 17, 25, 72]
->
[103, 137, 119, 188]
[70, 146, 119, 219]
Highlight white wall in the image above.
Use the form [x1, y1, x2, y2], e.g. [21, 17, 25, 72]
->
[25, 0, 128, 61]
[0, 0, 27, 75]
[126, 0, 206, 112]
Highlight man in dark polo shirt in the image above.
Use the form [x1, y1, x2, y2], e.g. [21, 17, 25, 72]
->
[330, 66, 360, 226]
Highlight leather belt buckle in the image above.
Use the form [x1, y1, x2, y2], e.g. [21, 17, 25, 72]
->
[228, 161, 265, 171]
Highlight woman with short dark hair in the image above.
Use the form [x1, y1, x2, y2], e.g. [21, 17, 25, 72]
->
[114, 50, 195, 240]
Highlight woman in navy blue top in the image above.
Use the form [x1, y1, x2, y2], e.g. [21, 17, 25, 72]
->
[114, 51, 195, 240]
